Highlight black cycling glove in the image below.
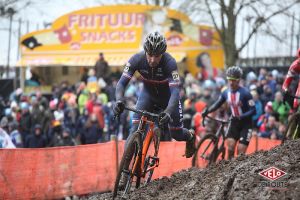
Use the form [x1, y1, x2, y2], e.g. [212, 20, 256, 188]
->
[113, 100, 125, 116]
[282, 89, 289, 104]
[201, 107, 209, 118]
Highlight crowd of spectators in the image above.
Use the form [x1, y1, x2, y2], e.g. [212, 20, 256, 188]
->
[0, 65, 293, 148]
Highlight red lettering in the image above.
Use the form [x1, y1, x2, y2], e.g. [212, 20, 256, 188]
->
[109, 31, 119, 41]
[136, 13, 145, 26]
[128, 30, 135, 42]
[108, 14, 120, 28]
[96, 14, 106, 28]
[79, 15, 89, 28]
[68, 15, 78, 28]
[122, 13, 133, 27]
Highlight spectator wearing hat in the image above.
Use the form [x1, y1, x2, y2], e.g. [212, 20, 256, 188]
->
[250, 90, 263, 129]
[272, 91, 291, 124]
[75, 108, 89, 143]
[19, 102, 32, 143]
[30, 95, 45, 130]
[266, 72, 277, 96]
[53, 127, 76, 147]
[80, 113, 102, 144]
[95, 52, 110, 82]
[8, 121, 23, 147]
[257, 114, 282, 140]
[260, 85, 274, 108]
[78, 89, 89, 115]
[257, 101, 277, 134]
[0, 116, 9, 133]
[0, 127, 16, 148]
[25, 124, 47, 148]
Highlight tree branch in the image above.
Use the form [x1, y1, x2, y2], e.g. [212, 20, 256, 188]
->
[205, 0, 222, 38]
[237, 1, 299, 53]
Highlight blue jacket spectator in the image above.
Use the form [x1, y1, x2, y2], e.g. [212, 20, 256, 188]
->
[25, 124, 47, 148]
[80, 114, 102, 144]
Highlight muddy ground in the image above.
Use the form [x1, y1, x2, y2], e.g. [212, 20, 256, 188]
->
[82, 139, 300, 200]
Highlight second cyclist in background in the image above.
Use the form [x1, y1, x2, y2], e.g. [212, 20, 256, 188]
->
[282, 48, 300, 110]
[202, 66, 256, 160]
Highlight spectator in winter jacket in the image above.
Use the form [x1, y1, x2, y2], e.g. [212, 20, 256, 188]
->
[30, 95, 45, 129]
[0, 127, 15, 148]
[250, 90, 263, 128]
[272, 91, 291, 123]
[257, 102, 277, 134]
[75, 108, 89, 141]
[8, 121, 23, 147]
[80, 114, 102, 144]
[19, 102, 32, 143]
[78, 89, 89, 115]
[257, 114, 281, 139]
[25, 124, 47, 148]
[47, 123, 63, 147]
[94, 52, 110, 82]
[54, 128, 76, 147]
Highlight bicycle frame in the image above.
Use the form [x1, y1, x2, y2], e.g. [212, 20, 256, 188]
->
[203, 115, 230, 161]
[206, 115, 229, 142]
[124, 106, 160, 179]
[131, 116, 159, 178]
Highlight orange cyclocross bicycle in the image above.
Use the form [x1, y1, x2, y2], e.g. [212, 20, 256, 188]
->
[112, 105, 169, 199]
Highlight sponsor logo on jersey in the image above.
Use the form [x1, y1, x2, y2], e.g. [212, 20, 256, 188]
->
[248, 99, 255, 106]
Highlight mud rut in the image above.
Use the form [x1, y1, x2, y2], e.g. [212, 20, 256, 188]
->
[82, 139, 300, 200]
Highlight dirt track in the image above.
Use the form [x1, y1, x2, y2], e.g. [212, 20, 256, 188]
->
[83, 139, 300, 200]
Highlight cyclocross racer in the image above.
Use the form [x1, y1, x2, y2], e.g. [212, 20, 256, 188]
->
[113, 31, 196, 158]
[202, 66, 256, 160]
[282, 48, 300, 110]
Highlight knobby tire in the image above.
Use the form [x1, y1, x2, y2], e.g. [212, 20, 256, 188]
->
[112, 131, 141, 200]
[192, 133, 218, 168]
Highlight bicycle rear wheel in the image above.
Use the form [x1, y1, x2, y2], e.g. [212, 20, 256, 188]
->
[143, 128, 161, 184]
[192, 133, 218, 168]
[112, 131, 142, 200]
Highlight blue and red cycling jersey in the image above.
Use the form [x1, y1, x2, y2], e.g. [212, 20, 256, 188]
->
[116, 51, 181, 114]
[210, 87, 256, 119]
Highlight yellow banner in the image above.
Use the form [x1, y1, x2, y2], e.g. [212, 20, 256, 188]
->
[19, 4, 225, 73]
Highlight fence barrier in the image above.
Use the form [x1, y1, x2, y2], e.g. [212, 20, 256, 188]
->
[0, 136, 281, 199]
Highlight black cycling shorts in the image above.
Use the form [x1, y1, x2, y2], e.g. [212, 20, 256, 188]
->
[226, 118, 252, 145]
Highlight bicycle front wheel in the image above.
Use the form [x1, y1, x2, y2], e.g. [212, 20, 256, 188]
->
[112, 131, 142, 200]
[192, 133, 218, 168]
[286, 113, 300, 140]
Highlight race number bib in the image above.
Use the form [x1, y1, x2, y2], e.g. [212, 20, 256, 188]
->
[124, 62, 131, 72]
[172, 70, 180, 81]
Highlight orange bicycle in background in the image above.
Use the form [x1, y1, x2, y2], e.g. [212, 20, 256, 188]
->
[112, 106, 166, 199]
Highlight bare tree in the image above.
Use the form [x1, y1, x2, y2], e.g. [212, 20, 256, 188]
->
[0, 0, 34, 18]
[179, 0, 300, 67]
